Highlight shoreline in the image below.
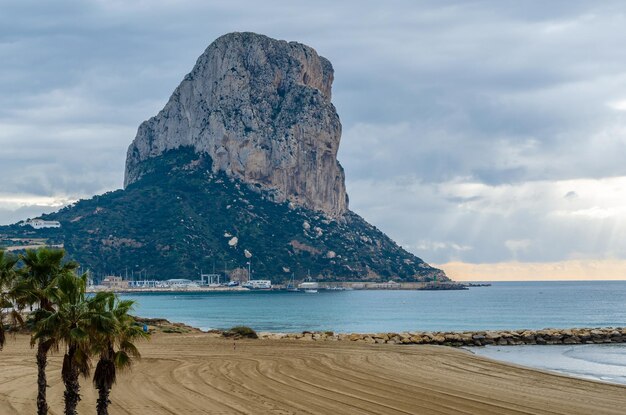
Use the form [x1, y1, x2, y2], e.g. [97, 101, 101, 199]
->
[470, 343, 626, 386]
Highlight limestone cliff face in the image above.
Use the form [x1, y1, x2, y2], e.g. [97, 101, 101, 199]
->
[124, 32, 348, 217]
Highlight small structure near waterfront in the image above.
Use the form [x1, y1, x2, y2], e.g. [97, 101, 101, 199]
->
[100, 276, 129, 290]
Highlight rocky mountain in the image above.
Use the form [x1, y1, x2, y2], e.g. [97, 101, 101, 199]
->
[0, 32, 447, 283]
[125, 32, 347, 218]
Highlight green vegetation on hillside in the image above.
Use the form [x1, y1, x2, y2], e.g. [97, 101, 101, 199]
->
[0, 148, 446, 283]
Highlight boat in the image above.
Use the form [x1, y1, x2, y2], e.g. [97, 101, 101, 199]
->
[298, 271, 319, 293]
[242, 279, 272, 290]
[298, 280, 319, 293]
[286, 273, 299, 292]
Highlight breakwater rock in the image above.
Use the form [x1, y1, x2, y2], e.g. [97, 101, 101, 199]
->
[256, 327, 626, 347]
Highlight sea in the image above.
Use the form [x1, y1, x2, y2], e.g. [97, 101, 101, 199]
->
[121, 281, 626, 385]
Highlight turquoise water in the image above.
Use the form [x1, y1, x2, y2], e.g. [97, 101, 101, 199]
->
[121, 281, 626, 333]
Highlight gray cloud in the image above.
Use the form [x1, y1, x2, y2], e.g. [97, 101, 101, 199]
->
[2, 0, 626, 265]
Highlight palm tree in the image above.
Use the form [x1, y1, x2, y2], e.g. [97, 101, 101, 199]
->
[15, 248, 78, 415]
[90, 293, 148, 415]
[0, 250, 20, 350]
[35, 272, 91, 415]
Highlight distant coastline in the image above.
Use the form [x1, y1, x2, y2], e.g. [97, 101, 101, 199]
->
[87, 280, 475, 293]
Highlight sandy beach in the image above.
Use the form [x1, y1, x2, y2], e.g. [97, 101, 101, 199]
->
[1, 334, 625, 414]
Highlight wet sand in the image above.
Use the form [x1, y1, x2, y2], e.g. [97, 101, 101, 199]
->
[1, 333, 625, 414]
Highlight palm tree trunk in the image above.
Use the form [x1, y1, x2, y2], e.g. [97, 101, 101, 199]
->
[36, 341, 48, 415]
[94, 352, 116, 415]
[0, 322, 6, 350]
[62, 346, 81, 415]
[96, 384, 111, 415]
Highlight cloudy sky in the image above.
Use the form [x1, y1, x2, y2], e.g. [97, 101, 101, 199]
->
[2, 0, 626, 279]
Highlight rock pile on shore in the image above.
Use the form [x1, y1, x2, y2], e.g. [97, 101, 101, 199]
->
[132, 317, 203, 334]
[257, 327, 626, 347]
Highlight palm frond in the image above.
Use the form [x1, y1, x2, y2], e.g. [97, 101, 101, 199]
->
[118, 340, 141, 359]
[113, 351, 132, 371]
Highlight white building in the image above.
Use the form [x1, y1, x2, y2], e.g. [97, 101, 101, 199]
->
[20, 218, 61, 229]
